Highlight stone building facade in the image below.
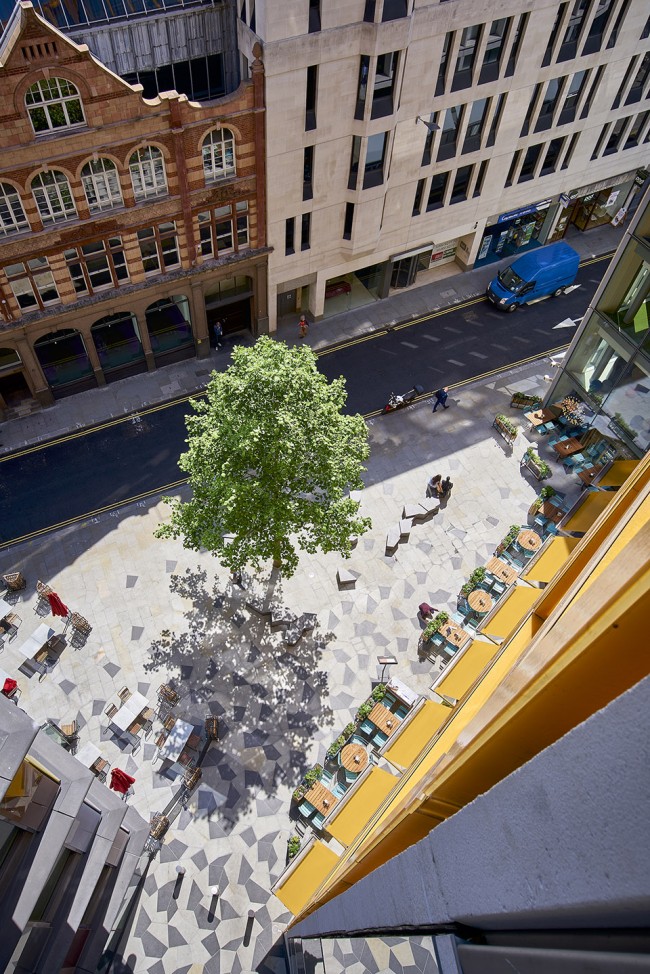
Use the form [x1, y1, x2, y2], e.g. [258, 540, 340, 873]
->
[0, 1, 267, 417]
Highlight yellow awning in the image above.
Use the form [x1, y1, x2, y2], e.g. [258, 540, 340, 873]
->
[384, 700, 450, 771]
[522, 536, 581, 583]
[562, 490, 614, 533]
[328, 767, 399, 847]
[437, 640, 500, 699]
[482, 586, 540, 640]
[273, 841, 339, 915]
[598, 460, 639, 487]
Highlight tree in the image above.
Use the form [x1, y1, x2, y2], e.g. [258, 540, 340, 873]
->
[156, 337, 371, 577]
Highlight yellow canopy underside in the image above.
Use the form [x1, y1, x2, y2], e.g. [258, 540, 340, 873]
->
[598, 459, 639, 487]
[482, 586, 541, 639]
[563, 490, 614, 533]
[437, 639, 501, 699]
[328, 767, 399, 846]
[383, 700, 450, 770]
[273, 841, 340, 916]
[522, 536, 581, 583]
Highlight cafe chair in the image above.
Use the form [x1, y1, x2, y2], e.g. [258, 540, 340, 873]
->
[163, 715, 177, 732]
[312, 812, 325, 829]
[105, 703, 118, 719]
[118, 687, 132, 702]
[298, 800, 313, 818]
[358, 718, 374, 736]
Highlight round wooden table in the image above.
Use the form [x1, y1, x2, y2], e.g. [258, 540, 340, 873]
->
[518, 529, 542, 552]
[468, 589, 494, 614]
[340, 742, 369, 773]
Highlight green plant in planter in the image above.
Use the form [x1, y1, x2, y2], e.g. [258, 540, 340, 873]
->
[511, 391, 541, 408]
[499, 524, 521, 549]
[494, 414, 518, 437]
[371, 683, 387, 701]
[460, 566, 487, 599]
[540, 485, 556, 500]
[525, 447, 551, 479]
[326, 724, 356, 761]
[613, 412, 638, 440]
[287, 835, 301, 859]
[423, 611, 449, 641]
[356, 700, 374, 722]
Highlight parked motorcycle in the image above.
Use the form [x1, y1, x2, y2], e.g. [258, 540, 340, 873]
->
[380, 384, 424, 414]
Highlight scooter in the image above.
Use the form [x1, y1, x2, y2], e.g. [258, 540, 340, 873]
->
[381, 384, 424, 414]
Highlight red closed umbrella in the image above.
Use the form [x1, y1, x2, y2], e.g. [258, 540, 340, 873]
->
[47, 592, 69, 618]
[2, 678, 17, 696]
[110, 768, 136, 795]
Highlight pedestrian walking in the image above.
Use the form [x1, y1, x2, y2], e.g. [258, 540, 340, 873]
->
[213, 320, 224, 349]
[426, 473, 442, 497]
[440, 476, 453, 498]
[298, 314, 309, 339]
[432, 387, 449, 412]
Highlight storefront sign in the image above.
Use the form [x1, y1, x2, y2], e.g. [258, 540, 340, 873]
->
[605, 189, 620, 208]
[572, 171, 636, 198]
[497, 200, 551, 223]
[477, 236, 492, 261]
[429, 239, 458, 265]
[559, 193, 571, 207]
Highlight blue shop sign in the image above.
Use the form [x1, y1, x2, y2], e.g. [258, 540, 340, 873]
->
[497, 200, 552, 223]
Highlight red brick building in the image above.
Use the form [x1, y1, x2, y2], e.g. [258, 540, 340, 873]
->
[0, 1, 268, 416]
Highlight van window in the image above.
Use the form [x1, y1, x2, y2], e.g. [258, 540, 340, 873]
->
[498, 266, 525, 292]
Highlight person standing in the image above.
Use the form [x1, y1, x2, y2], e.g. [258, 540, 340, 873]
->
[440, 476, 453, 498]
[426, 473, 442, 497]
[213, 320, 224, 349]
[298, 314, 309, 339]
[432, 387, 449, 412]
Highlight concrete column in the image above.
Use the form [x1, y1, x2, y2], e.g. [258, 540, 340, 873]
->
[82, 329, 107, 386]
[190, 280, 210, 358]
[14, 336, 54, 406]
[134, 310, 156, 371]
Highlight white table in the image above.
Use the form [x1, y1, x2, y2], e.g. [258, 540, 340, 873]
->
[111, 691, 150, 733]
[387, 676, 419, 708]
[75, 742, 101, 768]
[158, 719, 194, 763]
[13, 623, 55, 661]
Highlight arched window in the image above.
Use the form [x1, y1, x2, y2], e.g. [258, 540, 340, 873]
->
[0, 183, 29, 236]
[25, 78, 85, 133]
[202, 129, 236, 183]
[81, 158, 123, 213]
[129, 146, 167, 201]
[31, 170, 77, 225]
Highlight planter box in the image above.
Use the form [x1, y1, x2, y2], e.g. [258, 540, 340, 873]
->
[522, 455, 550, 481]
[493, 417, 518, 445]
[510, 395, 541, 410]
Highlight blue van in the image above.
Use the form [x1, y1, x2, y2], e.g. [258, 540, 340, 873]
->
[486, 242, 580, 312]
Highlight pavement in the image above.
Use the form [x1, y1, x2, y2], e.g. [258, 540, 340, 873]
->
[0, 221, 624, 455]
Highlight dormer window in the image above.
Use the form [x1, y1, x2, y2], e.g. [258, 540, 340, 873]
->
[26, 78, 85, 133]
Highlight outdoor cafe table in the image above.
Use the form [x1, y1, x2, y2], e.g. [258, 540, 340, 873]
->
[340, 742, 369, 773]
[578, 465, 604, 488]
[440, 620, 471, 650]
[158, 718, 195, 763]
[485, 557, 518, 585]
[13, 623, 56, 662]
[518, 529, 543, 553]
[468, 589, 494, 614]
[553, 437, 584, 459]
[368, 702, 400, 738]
[525, 407, 560, 428]
[304, 780, 338, 815]
[539, 500, 564, 523]
[111, 691, 151, 733]
[75, 741, 101, 769]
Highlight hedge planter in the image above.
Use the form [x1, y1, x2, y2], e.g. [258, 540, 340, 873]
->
[510, 392, 542, 410]
[493, 414, 518, 445]
[522, 447, 551, 481]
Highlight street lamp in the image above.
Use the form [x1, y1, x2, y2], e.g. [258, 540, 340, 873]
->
[416, 115, 440, 133]
[377, 655, 397, 683]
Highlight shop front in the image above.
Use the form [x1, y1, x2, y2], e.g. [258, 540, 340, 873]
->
[474, 200, 553, 268]
[548, 171, 642, 242]
[33, 329, 96, 398]
[204, 275, 254, 337]
[0, 347, 34, 417]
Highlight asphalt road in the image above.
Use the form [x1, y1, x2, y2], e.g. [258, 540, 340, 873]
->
[0, 255, 611, 547]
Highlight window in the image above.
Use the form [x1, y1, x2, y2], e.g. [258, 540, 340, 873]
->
[308, 0, 320, 33]
[64, 237, 128, 295]
[591, 125, 609, 159]
[4, 258, 59, 311]
[306, 65, 317, 130]
[371, 52, 398, 119]
[506, 13, 528, 77]
[626, 53, 650, 106]
[137, 222, 179, 274]
[81, 158, 123, 213]
[436, 32, 452, 96]
[535, 77, 563, 132]
[581, 65, 604, 117]
[450, 165, 472, 203]
[438, 105, 463, 161]
[606, 0, 630, 49]
[479, 18, 509, 84]
[202, 129, 236, 183]
[198, 202, 248, 258]
[31, 170, 77, 225]
[558, 70, 587, 124]
[462, 99, 488, 153]
[349, 136, 362, 190]
[505, 150, 521, 186]
[343, 202, 354, 239]
[285, 217, 295, 255]
[518, 143, 542, 181]
[453, 24, 482, 91]
[561, 132, 580, 168]
[542, 4, 567, 67]
[624, 111, 649, 148]
[604, 116, 629, 154]
[426, 171, 449, 210]
[301, 212, 311, 250]
[421, 113, 439, 166]
[129, 147, 167, 201]
[558, 0, 590, 62]
[413, 178, 425, 215]
[0, 183, 29, 236]
[122, 54, 225, 102]
[355, 56, 370, 120]
[382, 0, 407, 22]
[363, 132, 388, 188]
[641, 14, 650, 40]
[486, 93, 506, 147]
[582, 0, 614, 54]
[303, 146, 314, 201]
[473, 159, 488, 197]
[540, 137, 565, 175]
[25, 78, 84, 133]
[520, 85, 541, 137]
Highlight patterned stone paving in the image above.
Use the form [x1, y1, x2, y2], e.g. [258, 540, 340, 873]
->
[0, 362, 582, 971]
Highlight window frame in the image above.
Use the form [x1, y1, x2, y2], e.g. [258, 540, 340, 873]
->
[31, 170, 77, 225]
[64, 237, 128, 296]
[197, 202, 249, 259]
[0, 183, 29, 236]
[25, 77, 85, 134]
[137, 222, 180, 275]
[81, 158, 123, 213]
[202, 129, 237, 184]
[4, 257, 60, 311]
[129, 146, 168, 202]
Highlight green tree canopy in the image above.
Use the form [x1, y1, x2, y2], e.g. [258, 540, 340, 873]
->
[156, 337, 371, 577]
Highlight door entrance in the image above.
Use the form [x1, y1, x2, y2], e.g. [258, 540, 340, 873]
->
[206, 297, 252, 337]
[390, 250, 431, 289]
[0, 371, 33, 409]
[277, 289, 297, 318]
